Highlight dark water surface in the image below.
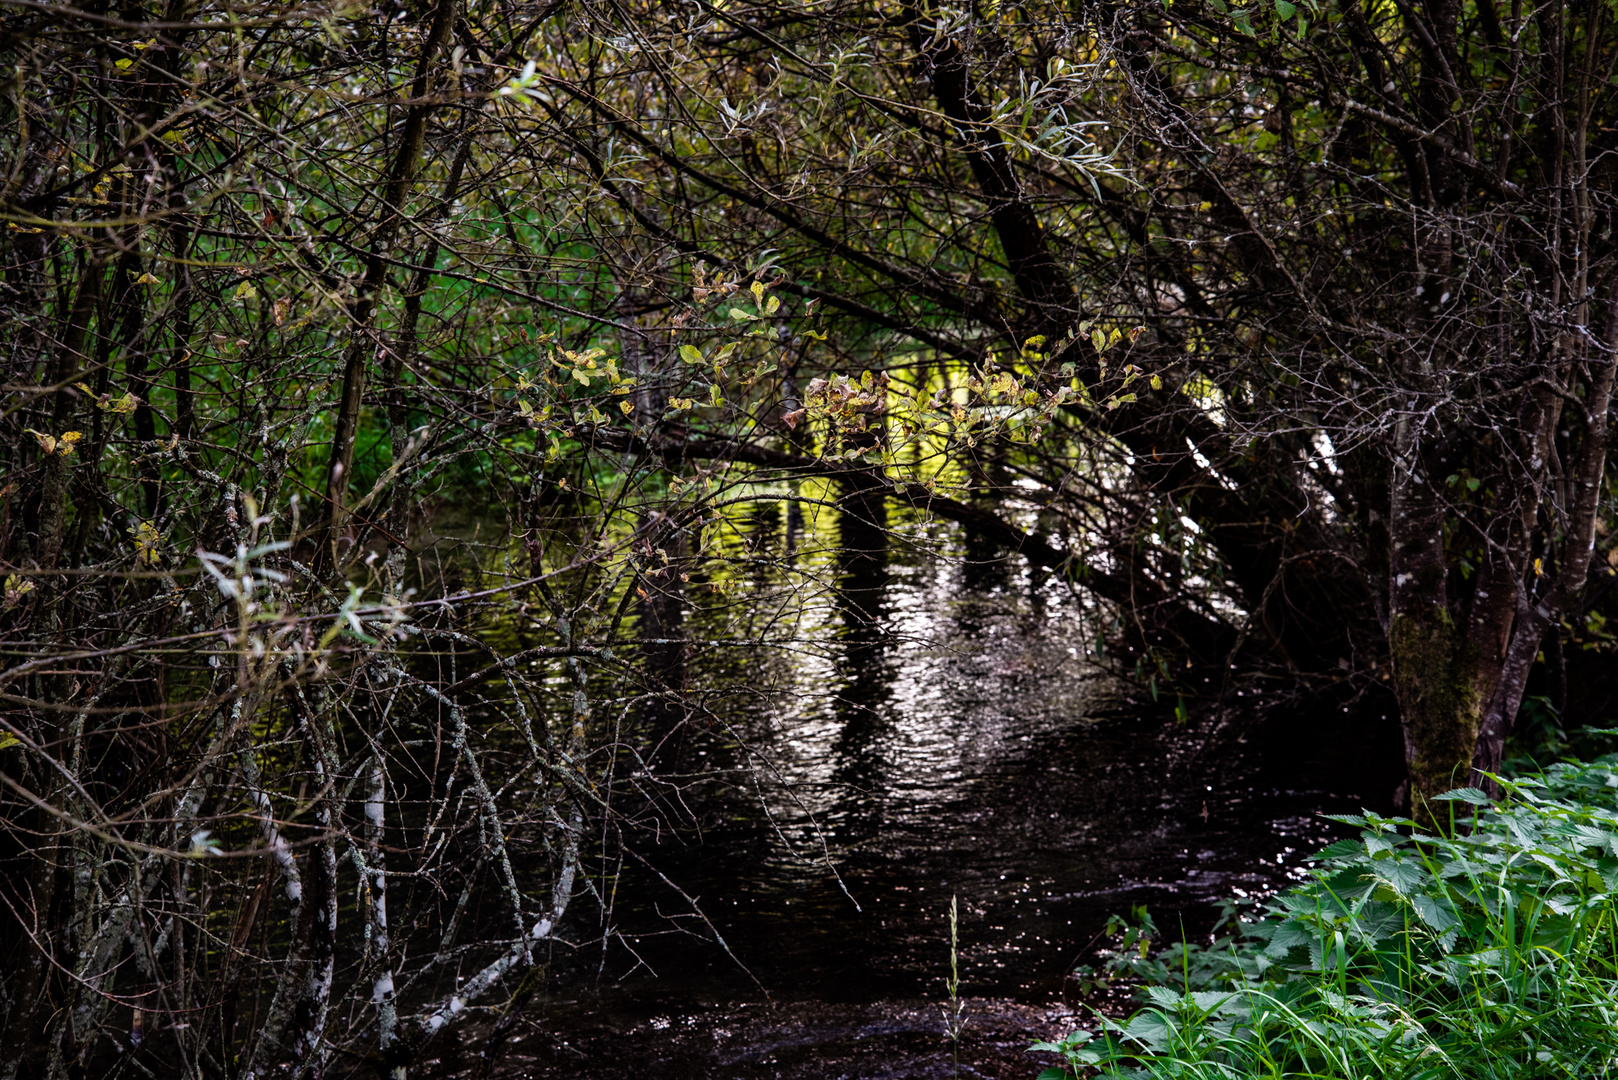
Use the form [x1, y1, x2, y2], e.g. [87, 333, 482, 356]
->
[448, 500, 1399, 1079]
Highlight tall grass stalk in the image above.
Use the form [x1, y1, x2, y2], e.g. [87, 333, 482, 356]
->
[1034, 757, 1618, 1079]
[945, 893, 964, 1079]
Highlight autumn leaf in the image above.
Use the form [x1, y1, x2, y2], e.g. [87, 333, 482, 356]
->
[4, 574, 35, 610]
[134, 520, 163, 566]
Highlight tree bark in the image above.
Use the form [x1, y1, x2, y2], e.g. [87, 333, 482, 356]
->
[320, 0, 458, 568]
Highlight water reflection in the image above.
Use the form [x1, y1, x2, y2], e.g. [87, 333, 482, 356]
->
[828, 482, 899, 841]
[567, 494, 1378, 1014]
[638, 522, 688, 774]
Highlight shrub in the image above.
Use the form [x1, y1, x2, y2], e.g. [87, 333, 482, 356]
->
[1035, 758, 1618, 1078]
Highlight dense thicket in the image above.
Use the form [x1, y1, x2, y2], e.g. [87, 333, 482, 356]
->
[1, 0, 1615, 1076]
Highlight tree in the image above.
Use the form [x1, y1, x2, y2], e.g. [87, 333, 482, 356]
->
[3, 0, 1615, 1074]
[499, 0, 1618, 811]
[0, 1, 851, 1075]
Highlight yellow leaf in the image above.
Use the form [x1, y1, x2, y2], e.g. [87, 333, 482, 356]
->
[0, 732, 18, 750]
[1534, 558, 1543, 577]
[1198, 201, 1213, 212]
[134, 520, 163, 566]
[57, 431, 83, 454]
[751, 280, 765, 306]
[618, 399, 635, 416]
[134, 272, 160, 285]
[4, 573, 36, 610]
[115, 58, 134, 70]
[1150, 374, 1163, 391]
[103, 393, 139, 415]
[234, 281, 257, 301]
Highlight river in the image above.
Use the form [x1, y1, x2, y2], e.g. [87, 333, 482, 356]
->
[419, 493, 1401, 1080]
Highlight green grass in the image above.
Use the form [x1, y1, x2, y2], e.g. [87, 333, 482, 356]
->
[1034, 758, 1618, 1078]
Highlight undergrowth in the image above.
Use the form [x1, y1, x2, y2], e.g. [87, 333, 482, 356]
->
[1034, 756, 1618, 1078]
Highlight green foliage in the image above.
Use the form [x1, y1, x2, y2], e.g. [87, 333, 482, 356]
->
[1035, 758, 1618, 1078]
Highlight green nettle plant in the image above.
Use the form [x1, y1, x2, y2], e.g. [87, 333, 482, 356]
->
[1034, 757, 1618, 1079]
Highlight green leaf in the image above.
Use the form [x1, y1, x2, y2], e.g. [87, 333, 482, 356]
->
[728, 308, 754, 321]
[1275, 0, 1296, 18]
[679, 344, 704, 364]
[1433, 787, 1491, 805]
[1143, 986, 1183, 1008]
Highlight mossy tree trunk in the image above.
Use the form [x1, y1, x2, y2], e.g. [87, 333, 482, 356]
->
[1386, 294, 1616, 816]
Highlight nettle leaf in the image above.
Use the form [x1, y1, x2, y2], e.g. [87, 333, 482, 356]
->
[1189, 991, 1237, 1014]
[1316, 839, 1364, 861]
[1265, 919, 1312, 957]
[1143, 986, 1183, 1008]
[1379, 859, 1428, 894]
[1411, 893, 1458, 935]
[1123, 1010, 1176, 1051]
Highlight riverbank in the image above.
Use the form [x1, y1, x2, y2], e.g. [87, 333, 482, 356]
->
[1032, 755, 1618, 1078]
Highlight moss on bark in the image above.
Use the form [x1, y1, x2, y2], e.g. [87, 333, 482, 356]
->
[1389, 611, 1486, 822]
